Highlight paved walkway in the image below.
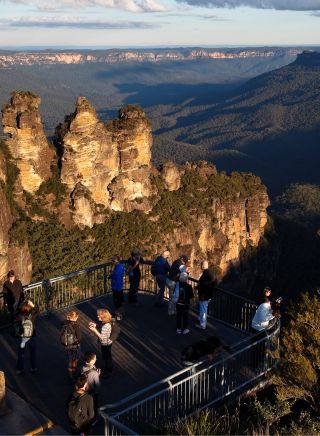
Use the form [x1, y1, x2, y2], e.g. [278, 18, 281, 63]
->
[0, 292, 245, 434]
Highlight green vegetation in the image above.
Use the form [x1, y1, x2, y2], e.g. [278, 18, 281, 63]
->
[160, 292, 320, 436]
[274, 292, 320, 412]
[0, 139, 20, 215]
[274, 183, 320, 232]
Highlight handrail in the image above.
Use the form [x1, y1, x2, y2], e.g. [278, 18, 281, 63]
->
[100, 322, 280, 434]
[100, 326, 258, 413]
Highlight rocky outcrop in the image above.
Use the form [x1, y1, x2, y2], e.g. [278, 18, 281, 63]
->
[0, 152, 6, 184]
[1, 92, 54, 195]
[0, 187, 13, 282]
[57, 99, 154, 224]
[160, 162, 181, 191]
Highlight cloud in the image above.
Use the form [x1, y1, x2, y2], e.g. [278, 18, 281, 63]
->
[0, 0, 169, 13]
[174, 0, 320, 11]
[0, 16, 157, 29]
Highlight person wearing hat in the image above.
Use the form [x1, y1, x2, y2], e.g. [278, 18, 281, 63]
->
[152, 250, 171, 307]
[175, 272, 194, 335]
[166, 255, 189, 315]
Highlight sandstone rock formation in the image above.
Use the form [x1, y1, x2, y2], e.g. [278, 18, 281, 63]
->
[0, 187, 13, 282]
[160, 161, 181, 191]
[0, 152, 6, 184]
[1, 92, 54, 195]
[56, 99, 154, 224]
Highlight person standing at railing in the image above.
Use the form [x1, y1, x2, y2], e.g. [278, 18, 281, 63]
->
[166, 255, 189, 315]
[89, 309, 113, 378]
[61, 311, 82, 383]
[250, 293, 280, 372]
[126, 249, 153, 306]
[152, 250, 171, 307]
[195, 260, 215, 330]
[110, 256, 125, 320]
[175, 272, 194, 335]
[2, 270, 24, 323]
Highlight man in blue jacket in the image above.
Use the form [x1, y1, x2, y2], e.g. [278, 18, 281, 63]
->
[153, 250, 171, 307]
[110, 256, 125, 320]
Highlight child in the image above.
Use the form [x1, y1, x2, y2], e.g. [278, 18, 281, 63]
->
[81, 351, 101, 421]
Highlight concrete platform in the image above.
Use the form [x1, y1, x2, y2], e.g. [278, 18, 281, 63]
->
[0, 292, 245, 434]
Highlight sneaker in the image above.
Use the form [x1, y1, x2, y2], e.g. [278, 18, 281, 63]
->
[182, 329, 190, 335]
[195, 324, 206, 330]
[177, 329, 182, 334]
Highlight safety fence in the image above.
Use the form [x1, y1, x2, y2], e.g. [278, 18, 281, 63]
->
[0, 262, 156, 325]
[100, 323, 280, 435]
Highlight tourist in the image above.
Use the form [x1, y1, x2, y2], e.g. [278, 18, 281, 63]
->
[16, 300, 38, 374]
[67, 374, 94, 435]
[110, 255, 125, 320]
[256, 286, 272, 306]
[2, 270, 24, 322]
[251, 294, 279, 371]
[126, 249, 152, 305]
[152, 250, 170, 307]
[89, 309, 113, 377]
[60, 311, 82, 382]
[81, 351, 101, 421]
[195, 260, 215, 330]
[166, 255, 189, 315]
[176, 272, 194, 335]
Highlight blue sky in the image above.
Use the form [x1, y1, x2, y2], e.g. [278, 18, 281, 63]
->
[0, 0, 320, 47]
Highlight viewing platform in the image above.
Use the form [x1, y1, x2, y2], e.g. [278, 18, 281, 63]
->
[0, 263, 280, 435]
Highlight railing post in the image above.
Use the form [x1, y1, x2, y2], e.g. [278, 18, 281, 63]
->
[103, 265, 107, 294]
[43, 280, 50, 315]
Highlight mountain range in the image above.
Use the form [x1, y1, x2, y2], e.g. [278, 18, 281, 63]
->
[152, 51, 320, 195]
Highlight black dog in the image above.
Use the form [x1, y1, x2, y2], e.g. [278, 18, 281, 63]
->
[181, 336, 231, 366]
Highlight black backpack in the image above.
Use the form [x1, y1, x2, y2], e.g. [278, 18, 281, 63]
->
[60, 323, 78, 347]
[67, 393, 88, 429]
[110, 319, 120, 342]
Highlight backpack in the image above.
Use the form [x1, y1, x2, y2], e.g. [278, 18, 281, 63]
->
[67, 394, 88, 429]
[110, 319, 120, 342]
[21, 315, 33, 338]
[60, 323, 78, 347]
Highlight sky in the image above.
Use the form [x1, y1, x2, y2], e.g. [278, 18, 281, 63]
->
[0, 0, 320, 48]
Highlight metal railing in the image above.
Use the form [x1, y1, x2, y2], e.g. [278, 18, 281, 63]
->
[0, 262, 157, 325]
[100, 323, 280, 435]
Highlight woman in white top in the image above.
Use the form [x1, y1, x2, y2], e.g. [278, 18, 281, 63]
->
[89, 309, 113, 377]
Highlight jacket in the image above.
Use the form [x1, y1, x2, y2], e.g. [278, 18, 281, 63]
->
[198, 269, 215, 301]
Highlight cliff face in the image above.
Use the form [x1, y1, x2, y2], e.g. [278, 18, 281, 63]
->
[0, 185, 32, 285]
[1, 90, 270, 283]
[0, 187, 13, 282]
[56, 99, 153, 225]
[1, 92, 54, 195]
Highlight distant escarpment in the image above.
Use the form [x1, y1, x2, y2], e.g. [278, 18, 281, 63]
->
[0, 91, 269, 282]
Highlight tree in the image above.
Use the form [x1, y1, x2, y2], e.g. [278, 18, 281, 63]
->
[274, 291, 320, 412]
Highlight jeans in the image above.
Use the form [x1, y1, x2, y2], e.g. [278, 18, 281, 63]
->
[166, 278, 176, 315]
[17, 336, 37, 371]
[156, 274, 167, 303]
[128, 276, 140, 303]
[199, 300, 210, 328]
